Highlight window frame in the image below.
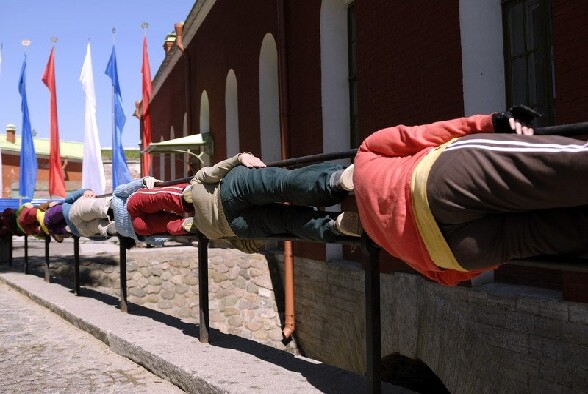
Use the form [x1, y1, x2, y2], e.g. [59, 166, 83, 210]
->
[501, 0, 555, 125]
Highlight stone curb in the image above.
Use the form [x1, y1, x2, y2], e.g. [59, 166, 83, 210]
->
[0, 270, 407, 394]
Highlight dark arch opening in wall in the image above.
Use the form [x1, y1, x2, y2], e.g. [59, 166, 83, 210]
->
[381, 353, 449, 394]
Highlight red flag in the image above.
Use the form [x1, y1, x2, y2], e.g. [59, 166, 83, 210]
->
[42, 47, 66, 197]
[141, 36, 153, 176]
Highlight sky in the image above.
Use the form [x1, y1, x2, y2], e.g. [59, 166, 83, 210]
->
[0, 0, 195, 148]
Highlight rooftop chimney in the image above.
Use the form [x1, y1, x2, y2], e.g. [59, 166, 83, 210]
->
[6, 124, 16, 144]
[174, 22, 184, 52]
[163, 33, 176, 54]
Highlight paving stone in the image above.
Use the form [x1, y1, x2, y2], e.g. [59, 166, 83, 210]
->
[0, 282, 183, 394]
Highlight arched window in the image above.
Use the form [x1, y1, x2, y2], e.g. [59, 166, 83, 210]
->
[320, 0, 352, 152]
[158, 135, 165, 180]
[200, 90, 211, 165]
[169, 126, 176, 179]
[258, 33, 281, 163]
[225, 69, 240, 157]
[200, 90, 210, 134]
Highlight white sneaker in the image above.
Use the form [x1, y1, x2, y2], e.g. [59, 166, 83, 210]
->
[182, 217, 198, 233]
[337, 165, 354, 191]
[106, 222, 118, 235]
[334, 212, 362, 237]
[183, 185, 193, 204]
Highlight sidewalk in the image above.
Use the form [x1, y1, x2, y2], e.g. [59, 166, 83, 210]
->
[0, 241, 409, 394]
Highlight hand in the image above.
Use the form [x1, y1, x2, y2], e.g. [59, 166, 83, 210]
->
[510, 119, 535, 135]
[492, 105, 541, 135]
[83, 190, 96, 198]
[239, 153, 266, 168]
[143, 176, 160, 189]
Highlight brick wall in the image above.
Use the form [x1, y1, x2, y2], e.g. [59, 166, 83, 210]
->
[356, 1, 464, 139]
[552, 0, 588, 124]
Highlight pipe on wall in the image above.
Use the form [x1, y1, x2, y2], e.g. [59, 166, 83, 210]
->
[276, 0, 295, 339]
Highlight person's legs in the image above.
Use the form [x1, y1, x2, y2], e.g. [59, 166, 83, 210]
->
[220, 163, 348, 215]
[132, 212, 186, 236]
[127, 185, 192, 218]
[427, 133, 588, 267]
[44, 205, 68, 235]
[76, 218, 111, 238]
[428, 133, 588, 224]
[69, 197, 111, 230]
[228, 203, 341, 242]
[442, 206, 588, 269]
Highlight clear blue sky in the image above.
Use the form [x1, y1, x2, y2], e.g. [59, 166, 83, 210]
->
[0, 0, 194, 148]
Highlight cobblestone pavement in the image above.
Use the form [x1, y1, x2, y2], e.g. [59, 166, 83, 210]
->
[0, 281, 185, 394]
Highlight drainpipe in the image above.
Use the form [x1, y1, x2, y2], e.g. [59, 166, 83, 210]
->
[276, 0, 295, 339]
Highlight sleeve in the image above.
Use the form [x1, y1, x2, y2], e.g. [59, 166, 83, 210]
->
[359, 114, 494, 158]
[230, 239, 266, 254]
[65, 189, 89, 205]
[191, 154, 242, 184]
[113, 179, 144, 200]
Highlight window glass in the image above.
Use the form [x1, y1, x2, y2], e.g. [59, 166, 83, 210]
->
[503, 0, 553, 125]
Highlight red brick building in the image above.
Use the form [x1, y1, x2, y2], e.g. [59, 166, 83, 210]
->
[148, 0, 587, 260]
[146, 1, 588, 390]
[0, 124, 83, 198]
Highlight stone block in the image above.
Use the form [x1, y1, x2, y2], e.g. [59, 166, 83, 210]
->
[157, 299, 173, 310]
[183, 275, 198, 286]
[161, 289, 175, 300]
[129, 287, 146, 298]
[175, 283, 190, 294]
[228, 315, 243, 327]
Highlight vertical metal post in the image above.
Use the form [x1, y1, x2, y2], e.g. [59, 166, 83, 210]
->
[24, 235, 29, 274]
[119, 240, 128, 312]
[44, 236, 51, 282]
[8, 236, 13, 266]
[362, 234, 381, 394]
[198, 234, 209, 343]
[73, 236, 81, 295]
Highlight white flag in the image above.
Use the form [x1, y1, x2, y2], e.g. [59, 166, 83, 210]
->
[79, 42, 106, 194]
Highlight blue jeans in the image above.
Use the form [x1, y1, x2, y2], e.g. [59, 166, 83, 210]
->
[220, 163, 348, 242]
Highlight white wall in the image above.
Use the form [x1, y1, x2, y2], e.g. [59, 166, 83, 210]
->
[320, 0, 351, 154]
[200, 90, 211, 165]
[320, 0, 351, 261]
[225, 69, 240, 157]
[459, 0, 506, 115]
[259, 33, 281, 163]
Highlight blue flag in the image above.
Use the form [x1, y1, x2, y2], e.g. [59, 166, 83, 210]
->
[18, 55, 38, 199]
[105, 45, 132, 189]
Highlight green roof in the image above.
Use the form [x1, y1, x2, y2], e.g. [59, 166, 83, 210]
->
[0, 134, 84, 160]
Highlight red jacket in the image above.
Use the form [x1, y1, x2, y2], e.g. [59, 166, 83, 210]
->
[354, 115, 495, 285]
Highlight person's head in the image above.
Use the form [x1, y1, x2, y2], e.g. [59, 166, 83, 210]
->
[83, 189, 97, 198]
[17, 203, 38, 226]
[38, 202, 51, 211]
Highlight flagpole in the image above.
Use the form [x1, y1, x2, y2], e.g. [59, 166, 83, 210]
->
[20, 39, 31, 204]
[141, 22, 149, 177]
[111, 28, 116, 182]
